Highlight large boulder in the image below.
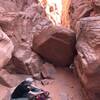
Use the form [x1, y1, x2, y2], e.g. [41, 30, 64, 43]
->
[74, 16, 100, 100]
[0, 28, 14, 69]
[33, 26, 76, 66]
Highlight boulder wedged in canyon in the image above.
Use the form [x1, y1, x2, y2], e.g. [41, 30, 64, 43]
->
[33, 26, 76, 66]
[0, 28, 14, 69]
[74, 16, 100, 100]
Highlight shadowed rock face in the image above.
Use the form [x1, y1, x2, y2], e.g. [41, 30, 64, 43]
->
[33, 26, 76, 67]
[12, 44, 44, 75]
[74, 16, 100, 100]
[0, 28, 14, 69]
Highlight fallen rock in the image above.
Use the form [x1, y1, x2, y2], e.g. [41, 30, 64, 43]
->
[41, 63, 56, 79]
[33, 62, 56, 80]
[74, 16, 100, 100]
[12, 44, 44, 76]
[33, 26, 76, 66]
[0, 3, 50, 47]
[33, 72, 42, 80]
[0, 69, 31, 87]
[0, 28, 14, 69]
[41, 79, 54, 86]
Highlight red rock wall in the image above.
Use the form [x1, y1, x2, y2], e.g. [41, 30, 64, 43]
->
[70, 0, 100, 100]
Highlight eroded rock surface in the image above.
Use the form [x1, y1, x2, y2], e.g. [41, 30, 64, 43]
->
[74, 16, 100, 100]
[69, 0, 92, 30]
[69, 0, 100, 30]
[0, 1, 52, 76]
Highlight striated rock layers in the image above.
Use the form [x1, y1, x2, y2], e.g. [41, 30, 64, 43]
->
[74, 16, 100, 100]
